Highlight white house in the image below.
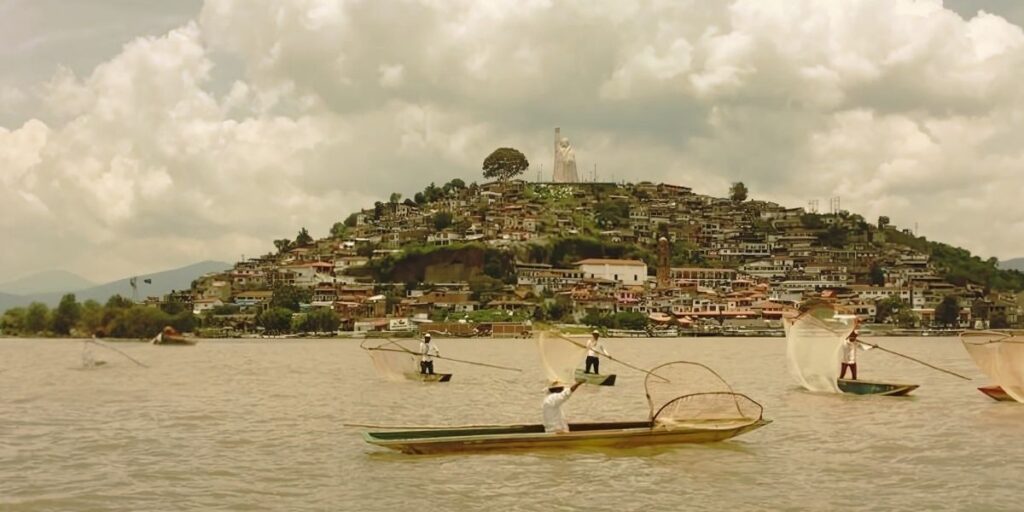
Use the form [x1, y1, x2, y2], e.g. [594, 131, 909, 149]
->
[575, 258, 648, 286]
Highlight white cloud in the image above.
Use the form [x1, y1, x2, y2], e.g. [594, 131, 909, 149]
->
[4, 0, 1024, 281]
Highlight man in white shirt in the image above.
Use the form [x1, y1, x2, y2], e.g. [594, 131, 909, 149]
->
[419, 333, 440, 374]
[840, 330, 871, 380]
[584, 330, 608, 374]
[543, 380, 584, 433]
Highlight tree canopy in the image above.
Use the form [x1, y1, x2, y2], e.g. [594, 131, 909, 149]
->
[729, 182, 748, 202]
[482, 147, 529, 182]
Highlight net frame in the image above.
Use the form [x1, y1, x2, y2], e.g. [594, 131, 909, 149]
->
[961, 330, 1024, 402]
[361, 339, 420, 381]
[643, 361, 746, 420]
[652, 391, 764, 430]
[536, 331, 588, 384]
[784, 305, 854, 393]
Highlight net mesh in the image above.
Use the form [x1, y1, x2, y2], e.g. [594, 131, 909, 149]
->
[362, 340, 419, 381]
[644, 361, 736, 416]
[962, 331, 1024, 402]
[784, 305, 853, 393]
[653, 392, 764, 430]
[537, 331, 587, 384]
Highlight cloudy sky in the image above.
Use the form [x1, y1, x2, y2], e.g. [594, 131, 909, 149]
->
[3, 0, 1024, 283]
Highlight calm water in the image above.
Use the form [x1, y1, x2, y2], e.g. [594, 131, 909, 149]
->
[1, 336, 1021, 511]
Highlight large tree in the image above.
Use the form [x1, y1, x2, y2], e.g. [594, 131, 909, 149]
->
[729, 182, 748, 202]
[51, 293, 82, 335]
[934, 295, 961, 327]
[295, 227, 314, 246]
[482, 147, 529, 182]
[24, 302, 50, 334]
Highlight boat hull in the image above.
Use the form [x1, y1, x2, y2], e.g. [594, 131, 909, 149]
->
[153, 333, 197, 346]
[404, 372, 452, 383]
[363, 419, 771, 454]
[574, 369, 616, 386]
[837, 379, 918, 396]
[978, 385, 1015, 402]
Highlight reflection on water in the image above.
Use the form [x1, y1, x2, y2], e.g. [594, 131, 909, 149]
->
[1, 337, 1022, 511]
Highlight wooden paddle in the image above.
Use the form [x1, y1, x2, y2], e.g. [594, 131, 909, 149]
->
[373, 339, 522, 372]
[856, 340, 970, 381]
[555, 333, 669, 383]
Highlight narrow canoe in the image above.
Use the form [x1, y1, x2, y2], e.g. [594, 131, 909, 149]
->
[363, 419, 771, 454]
[837, 379, 918, 396]
[403, 372, 453, 383]
[152, 333, 197, 346]
[978, 385, 1015, 402]
[574, 369, 617, 386]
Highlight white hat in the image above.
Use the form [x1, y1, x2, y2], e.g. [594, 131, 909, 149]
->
[545, 380, 565, 392]
[424, 332, 432, 339]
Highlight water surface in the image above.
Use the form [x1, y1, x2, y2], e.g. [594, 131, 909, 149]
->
[1, 337, 1020, 511]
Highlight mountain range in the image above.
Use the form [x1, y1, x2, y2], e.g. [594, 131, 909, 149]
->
[1002, 258, 1024, 272]
[0, 261, 231, 312]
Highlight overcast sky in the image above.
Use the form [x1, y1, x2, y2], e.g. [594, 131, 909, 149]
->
[3, 0, 1024, 283]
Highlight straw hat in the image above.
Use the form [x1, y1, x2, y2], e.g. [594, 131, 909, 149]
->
[545, 380, 566, 392]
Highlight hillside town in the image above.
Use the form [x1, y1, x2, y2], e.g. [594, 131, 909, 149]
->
[170, 159, 1022, 337]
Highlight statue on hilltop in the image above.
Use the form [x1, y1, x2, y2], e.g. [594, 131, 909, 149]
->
[552, 127, 579, 183]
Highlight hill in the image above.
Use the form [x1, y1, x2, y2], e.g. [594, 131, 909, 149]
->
[0, 270, 95, 296]
[1002, 258, 1024, 272]
[0, 260, 231, 311]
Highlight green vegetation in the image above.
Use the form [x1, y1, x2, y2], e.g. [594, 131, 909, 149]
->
[0, 293, 196, 338]
[729, 182, 748, 202]
[482, 147, 529, 182]
[934, 295, 961, 327]
[581, 311, 650, 330]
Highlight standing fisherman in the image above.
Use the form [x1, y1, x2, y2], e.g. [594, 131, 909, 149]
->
[419, 333, 440, 375]
[543, 380, 584, 433]
[584, 330, 609, 374]
[840, 330, 871, 380]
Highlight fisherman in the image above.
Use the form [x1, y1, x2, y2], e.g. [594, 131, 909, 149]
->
[543, 380, 584, 433]
[840, 330, 872, 380]
[419, 333, 440, 375]
[584, 330, 609, 374]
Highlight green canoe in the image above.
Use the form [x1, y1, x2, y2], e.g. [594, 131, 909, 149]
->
[837, 379, 918, 396]
[363, 418, 771, 454]
[574, 369, 616, 386]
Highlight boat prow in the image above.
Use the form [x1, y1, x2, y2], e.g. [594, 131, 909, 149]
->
[837, 379, 918, 396]
[152, 332, 198, 346]
[978, 385, 1015, 402]
[574, 369, 616, 386]
[404, 372, 452, 383]
[362, 418, 771, 455]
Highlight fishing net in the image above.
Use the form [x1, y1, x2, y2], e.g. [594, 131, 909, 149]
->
[643, 361, 762, 429]
[362, 340, 419, 381]
[784, 305, 853, 393]
[536, 332, 587, 384]
[961, 331, 1024, 403]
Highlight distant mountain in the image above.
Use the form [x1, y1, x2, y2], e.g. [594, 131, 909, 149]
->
[1002, 258, 1024, 271]
[0, 270, 95, 296]
[0, 260, 231, 311]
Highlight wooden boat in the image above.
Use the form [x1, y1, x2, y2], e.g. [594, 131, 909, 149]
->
[404, 372, 452, 383]
[978, 385, 1015, 402]
[363, 419, 771, 455]
[837, 379, 918, 396]
[152, 332, 197, 346]
[574, 369, 616, 386]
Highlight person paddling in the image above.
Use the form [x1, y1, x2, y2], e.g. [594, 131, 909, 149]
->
[584, 330, 609, 374]
[419, 333, 440, 375]
[840, 330, 871, 380]
[543, 380, 584, 433]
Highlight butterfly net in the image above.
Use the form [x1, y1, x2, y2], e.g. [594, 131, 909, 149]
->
[537, 331, 587, 384]
[361, 340, 419, 381]
[961, 331, 1024, 403]
[644, 361, 763, 430]
[784, 304, 853, 393]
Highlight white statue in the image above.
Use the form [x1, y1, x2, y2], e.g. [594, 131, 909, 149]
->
[552, 128, 579, 182]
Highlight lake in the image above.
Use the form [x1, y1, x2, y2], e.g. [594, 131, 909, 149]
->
[1, 337, 1020, 511]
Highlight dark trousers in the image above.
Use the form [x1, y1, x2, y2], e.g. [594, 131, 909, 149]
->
[585, 356, 600, 374]
[420, 361, 434, 374]
[840, 362, 857, 380]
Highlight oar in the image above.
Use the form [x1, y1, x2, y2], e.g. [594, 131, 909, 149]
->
[88, 337, 149, 368]
[375, 340, 522, 372]
[857, 341, 970, 381]
[555, 333, 669, 383]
